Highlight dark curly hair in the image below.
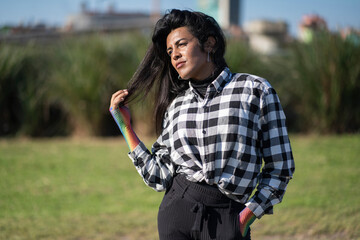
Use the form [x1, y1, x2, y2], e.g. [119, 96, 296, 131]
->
[126, 9, 228, 134]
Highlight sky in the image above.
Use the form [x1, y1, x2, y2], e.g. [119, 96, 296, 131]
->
[0, 0, 359, 37]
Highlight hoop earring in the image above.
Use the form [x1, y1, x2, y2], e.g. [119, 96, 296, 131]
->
[178, 75, 182, 80]
[207, 51, 210, 62]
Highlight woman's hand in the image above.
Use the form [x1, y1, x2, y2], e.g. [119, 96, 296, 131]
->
[110, 89, 128, 111]
[109, 89, 131, 127]
[239, 207, 256, 237]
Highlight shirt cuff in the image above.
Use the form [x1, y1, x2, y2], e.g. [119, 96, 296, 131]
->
[245, 188, 275, 218]
[127, 141, 148, 164]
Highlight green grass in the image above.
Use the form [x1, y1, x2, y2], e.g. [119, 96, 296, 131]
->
[251, 134, 360, 239]
[1, 135, 359, 239]
[0, 138, 162, 240]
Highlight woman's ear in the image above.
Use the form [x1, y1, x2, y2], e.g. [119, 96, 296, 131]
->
[205, 36, 216, 52]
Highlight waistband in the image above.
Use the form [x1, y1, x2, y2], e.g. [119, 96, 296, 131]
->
[173, 174, 231, 206]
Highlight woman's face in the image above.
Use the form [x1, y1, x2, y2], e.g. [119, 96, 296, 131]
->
[166, 26, 215, 81]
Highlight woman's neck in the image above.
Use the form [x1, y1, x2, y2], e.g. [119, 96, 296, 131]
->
[190, 67, 223, 86]
[190, 62, 216, 82]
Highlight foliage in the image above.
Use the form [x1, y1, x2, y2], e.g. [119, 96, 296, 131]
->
[50, 34, 140, 135]
[0, 31, 359, 136]
[0, 32, 149, 137]
[289, 31, 360, 133]
[0, 43, 67, 136]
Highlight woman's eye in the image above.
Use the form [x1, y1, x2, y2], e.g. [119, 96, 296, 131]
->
[167, 50, 172, 56]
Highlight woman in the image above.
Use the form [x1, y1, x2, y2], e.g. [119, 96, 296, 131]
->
[110, 9, 295, 240]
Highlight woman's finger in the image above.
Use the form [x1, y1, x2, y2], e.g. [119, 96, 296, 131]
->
[111, 89, 128, 100]
[110, 89, 128, 109]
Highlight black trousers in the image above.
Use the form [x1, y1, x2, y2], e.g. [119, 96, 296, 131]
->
[158, 174, 251, 240]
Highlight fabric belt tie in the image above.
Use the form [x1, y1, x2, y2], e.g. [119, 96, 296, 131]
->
[174, 174, 245, 239]
[190, 202, 205, 240]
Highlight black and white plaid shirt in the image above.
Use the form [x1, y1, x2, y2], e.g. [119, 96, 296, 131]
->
[128, 68, 295, 218]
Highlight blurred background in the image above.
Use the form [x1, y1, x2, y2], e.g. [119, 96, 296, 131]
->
[1, 0, 359, 137]
[1, 1, 360, 240]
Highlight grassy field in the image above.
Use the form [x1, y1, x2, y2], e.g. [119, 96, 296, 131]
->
[0, 135, 359, 240]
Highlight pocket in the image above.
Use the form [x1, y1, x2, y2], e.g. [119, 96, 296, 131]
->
[235, 212, 241, 233]
[213, 208, 243, 240]
[159, 188, 177, 211]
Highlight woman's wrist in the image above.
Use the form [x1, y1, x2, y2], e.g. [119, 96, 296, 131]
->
[110, 106, 140, 151]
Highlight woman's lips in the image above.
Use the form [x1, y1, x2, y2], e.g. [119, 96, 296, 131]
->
[176, 61, 185, 69]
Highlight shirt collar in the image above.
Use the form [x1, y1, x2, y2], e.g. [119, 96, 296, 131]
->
[189, 67, 232, 97]
[189, 67, 232, 96]
[211, 67, 232, 93]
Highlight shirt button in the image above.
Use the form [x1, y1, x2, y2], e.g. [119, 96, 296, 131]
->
[202, 130, 206, 134]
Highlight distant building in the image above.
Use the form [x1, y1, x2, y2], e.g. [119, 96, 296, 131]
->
[0, 22, 60, 43]
[198, 0, 246, 39]
[340, 27, 360, 46]
[244, 20, 288, 55]
[298, 14, 327, 43]
[0, 3, 158, 43]
[198, 0, 242, 29]
[64, 4, 156, 32]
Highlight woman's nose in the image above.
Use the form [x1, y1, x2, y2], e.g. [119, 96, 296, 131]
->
[172, 48, 181, 60]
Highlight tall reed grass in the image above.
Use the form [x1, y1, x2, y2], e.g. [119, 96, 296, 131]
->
[0, 30, 359, 136]
[49, 33, 148, 136]
[0, 43, 65, 136]
[0, 32, 150, 137]
[289, 31, 360, 133]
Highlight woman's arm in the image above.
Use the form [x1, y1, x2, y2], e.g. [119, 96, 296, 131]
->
[109, 89, 140, 151]
[109, 89, 175, 191]
[246, 88, 295, 218]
